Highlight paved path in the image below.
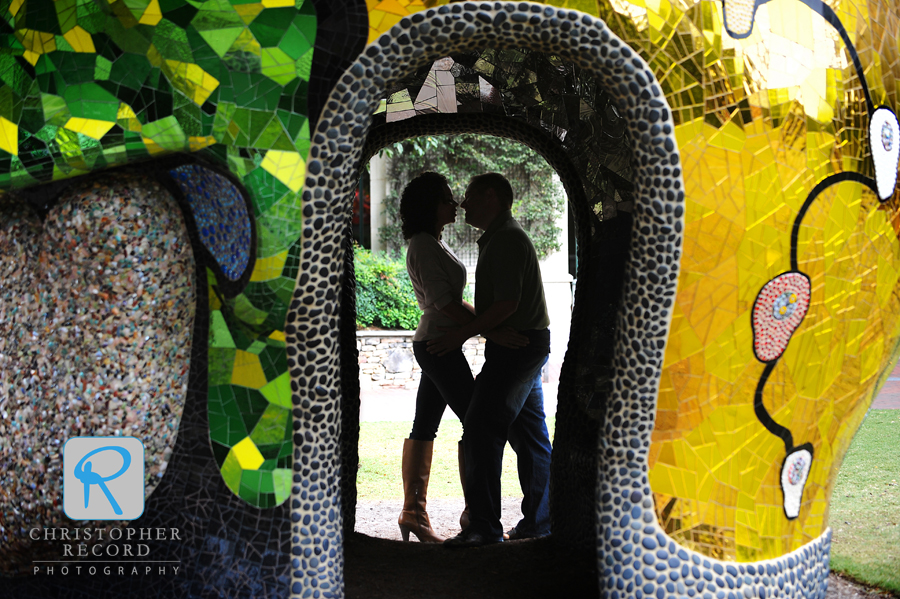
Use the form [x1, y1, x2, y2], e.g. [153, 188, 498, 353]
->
[361, 362, 898, 423]
[872, 359, 900, 408]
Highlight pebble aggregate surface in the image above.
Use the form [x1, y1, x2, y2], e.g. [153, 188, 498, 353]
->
[0, 175, 196, 574]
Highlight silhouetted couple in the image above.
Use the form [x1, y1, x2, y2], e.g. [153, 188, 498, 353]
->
[396, 171, 552, 548]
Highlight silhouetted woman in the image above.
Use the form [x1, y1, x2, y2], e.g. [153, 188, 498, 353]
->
[396, 171, 472, 543]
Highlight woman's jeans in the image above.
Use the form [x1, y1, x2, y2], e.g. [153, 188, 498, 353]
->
[463, 329, 552, 538]
[409, 341, 474, 441]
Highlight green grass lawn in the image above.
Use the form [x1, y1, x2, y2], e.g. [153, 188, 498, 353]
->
[828, 409, 900, 595]
[357, 417, 555, 500]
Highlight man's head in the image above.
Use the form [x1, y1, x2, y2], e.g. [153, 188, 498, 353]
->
[462, 173, 513, 230]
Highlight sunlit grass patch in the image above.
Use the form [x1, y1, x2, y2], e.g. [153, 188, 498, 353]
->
[357, 418, 556, 500]
[828, 410, 900, 595]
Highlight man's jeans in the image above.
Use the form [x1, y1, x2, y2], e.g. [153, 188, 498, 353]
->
[463, 329, 552, 538]
[409, 342, 474, 441]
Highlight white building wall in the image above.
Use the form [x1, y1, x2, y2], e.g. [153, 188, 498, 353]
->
[537, 188, 572, 383]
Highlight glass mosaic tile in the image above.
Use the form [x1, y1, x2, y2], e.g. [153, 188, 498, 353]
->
[376, 49, 635, 220]
[0, 0, 318, 510]
[170, 163, 252, 280]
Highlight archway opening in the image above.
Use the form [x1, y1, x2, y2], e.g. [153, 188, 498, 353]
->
[338, 41, 641, 544]
[300, 4, 685, 596]
[351, 132, 572, 543]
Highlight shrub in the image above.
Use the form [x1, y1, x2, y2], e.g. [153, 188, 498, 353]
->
[354, 247, 421, 330]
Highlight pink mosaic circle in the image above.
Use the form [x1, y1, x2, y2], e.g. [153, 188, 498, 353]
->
[752, 272, 811, 362]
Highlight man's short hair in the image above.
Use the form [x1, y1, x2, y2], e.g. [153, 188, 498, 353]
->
[468, 173, 513, 208]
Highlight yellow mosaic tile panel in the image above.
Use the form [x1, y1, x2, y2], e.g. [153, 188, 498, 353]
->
[582, 0, 900, 562]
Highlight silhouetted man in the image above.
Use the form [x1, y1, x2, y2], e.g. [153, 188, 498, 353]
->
[428, 173, 553, 547]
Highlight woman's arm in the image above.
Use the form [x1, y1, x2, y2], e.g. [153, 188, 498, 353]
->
[438, 300, 476, 326]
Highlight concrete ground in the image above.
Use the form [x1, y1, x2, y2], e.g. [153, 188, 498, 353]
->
[360, 380, 559, 423]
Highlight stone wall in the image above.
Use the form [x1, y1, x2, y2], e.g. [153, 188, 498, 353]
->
[356, 330, 486, 390]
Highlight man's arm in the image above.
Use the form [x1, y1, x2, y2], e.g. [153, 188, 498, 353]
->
[427, 300, 518, 356]
[437, 300, 530, 351]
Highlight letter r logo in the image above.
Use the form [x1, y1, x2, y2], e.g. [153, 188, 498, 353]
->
[64, 437, 144, 520]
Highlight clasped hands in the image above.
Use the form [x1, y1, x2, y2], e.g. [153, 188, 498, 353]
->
[426, 325, 529, 356]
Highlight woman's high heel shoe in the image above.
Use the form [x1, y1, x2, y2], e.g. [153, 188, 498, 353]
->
[397, 439, 445, 543]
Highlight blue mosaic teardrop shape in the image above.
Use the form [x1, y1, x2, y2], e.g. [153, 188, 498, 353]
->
[170, 164, 251, 281]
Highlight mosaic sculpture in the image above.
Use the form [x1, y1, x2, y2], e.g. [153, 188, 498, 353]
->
[1, 0, 319, 580]
[1, 0, 898, 597]
[1, 0, 317, 519]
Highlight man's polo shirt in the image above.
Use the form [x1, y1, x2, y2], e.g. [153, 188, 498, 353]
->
[475, 209, 550, 331]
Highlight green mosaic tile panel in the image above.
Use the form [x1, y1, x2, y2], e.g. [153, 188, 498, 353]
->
[0, 0, 318, 508]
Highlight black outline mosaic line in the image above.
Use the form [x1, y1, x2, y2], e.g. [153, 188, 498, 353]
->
[740, 0, 895, 522]
[790, 172, 880, 271]
[754, 362, 793, 452]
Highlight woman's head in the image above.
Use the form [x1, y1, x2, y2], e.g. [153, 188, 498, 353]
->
[400, 171, 455, 239]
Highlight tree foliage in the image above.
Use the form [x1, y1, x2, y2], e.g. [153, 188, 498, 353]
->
[377, 135, 564, 261]
[354, 248, 421, 330]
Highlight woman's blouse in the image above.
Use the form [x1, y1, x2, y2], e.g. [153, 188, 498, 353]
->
[406, 232, 467, 342]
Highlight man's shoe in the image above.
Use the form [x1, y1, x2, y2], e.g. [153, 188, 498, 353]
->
[503, 526, 549, 541]
[443, 529, 503, 548]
